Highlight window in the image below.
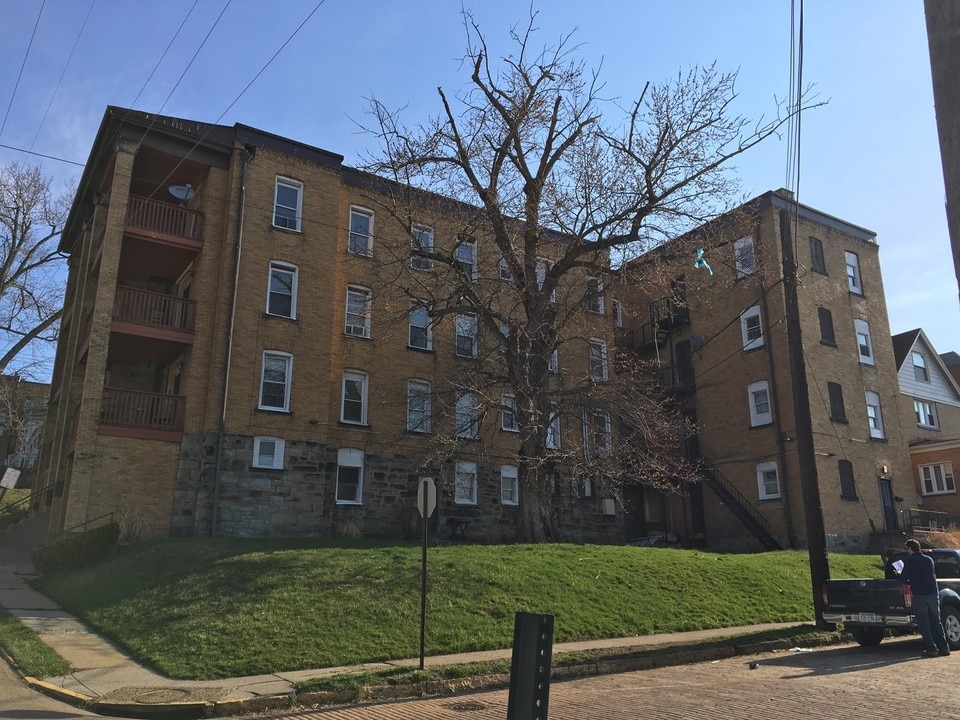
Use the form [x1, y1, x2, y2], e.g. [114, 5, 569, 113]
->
[579, 475, 594, 498]
[827, 382, 847, 422]
[546, 403, 561, 449]
[612, 300, 623, 328]
[267, 262, 297, 318]
[740, 305, 764, 351]
[733, 236, 756, 278]
[536, 258, 556, 301]
[809, 237, 826, 274]
[585, 409, 612, 459]
[455, 392, 480, 439]
[920, 463, 956, 496]
[548, 348, 559, 374]
[409, 304, 432, 350]
[454, 460, 478, 504]
[914, 399, 939, 429]
[838, 459, 857, 499]
[273, 177, 302, 231]
[501, 394, 519, 432]
[586, 277, 604, 314]
[499, 255, 513, 281]
[456, 236, 477, 282]
[345, 286, 371, 338]
[854, 319, 874, 365]
[455, 314, 478, 358]
[411, 225, 434, 269]
[748, 380, 772, 427]
[756, 461, 781, 500]
[259, 351, 292, 411]
[501, 465, 519, 506]
[341, 371, 368, 425]
[550, 471, 562, 497]
[818, 307, 836, 346]
[336, 448, 364, 504]
[865, 391, 885, 440]
[844, 251, 862, 294]
[589, 339, 608, 381]
[349, 207, 374, 256]
[912, 351, 930, 382]
[253, 437, 284, 469]
[407, 379, 432, 433]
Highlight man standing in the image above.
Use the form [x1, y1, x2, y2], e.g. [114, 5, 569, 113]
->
[901, 538, 951, 657]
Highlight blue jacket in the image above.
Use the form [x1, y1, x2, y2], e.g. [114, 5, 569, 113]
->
[901, 552, 939, 596]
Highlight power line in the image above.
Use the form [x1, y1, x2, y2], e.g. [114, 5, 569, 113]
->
[0, 142, 85, 167]
[0, 0, 46, 138]
[129, 0, 201, 110]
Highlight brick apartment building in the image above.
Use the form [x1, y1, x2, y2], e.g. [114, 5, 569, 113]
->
[34, 108, 622, 543]
[616, 190, 917, 552]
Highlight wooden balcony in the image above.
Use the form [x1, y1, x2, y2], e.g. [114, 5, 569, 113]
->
[99, 388, 185, 441]
[113, 286, 196, 334]
[126, 196, 203, 243]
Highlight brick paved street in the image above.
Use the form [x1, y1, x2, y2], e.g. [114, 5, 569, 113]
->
[264, 636, 957, 719]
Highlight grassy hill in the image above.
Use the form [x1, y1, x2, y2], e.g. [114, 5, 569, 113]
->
[33, 537, 882, 680]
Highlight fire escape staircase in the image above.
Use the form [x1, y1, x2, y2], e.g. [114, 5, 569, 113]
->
[697, 459, 783, 551]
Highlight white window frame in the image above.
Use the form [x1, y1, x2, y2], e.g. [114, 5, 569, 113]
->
[266, 261, 298, 319]
[259, 351, 292, 411]
[854, 319, 874, 365]
[499, 255, 513, 282]
[500, 464, 519, 506]
[612, 299, 623, 328]
[457, 236, 477, 282]
[589, 339, 608, 381]
[756, 461, 781, 500]
[548, 348, 559, 374]
[920, 462, 956, 496]
[408, 304, 432, 350]
[454, 460, 478, 505]
[273, 177, 302, 231]
[455, 392, 480, 439]
[253, 436, 285, 469]
[348, 206, 374, 256]
[501, 394, 519, 432]
[406, 379, 432, 433]
[340, 370, 368, 425]
[748, 380, 772, 427]
[733, 236, 756, 278]
[586, 276, 604, 314]
[584, 408, 612, 459]
[345, 286, 371, 338]
[411, 225, 434, 270]
[865, 391, 885, 440]
[455, 314, 478, 358]
[336, 448, 364, 504]
[845, 251, 862, 294]
[914, 398, 939, 429]
[546, 403, 561, 449]
[912, 352, 930, 382]
[740, 305, 764, 351]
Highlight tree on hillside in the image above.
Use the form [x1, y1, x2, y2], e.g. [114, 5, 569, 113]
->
[0, 162, 70, 379]
[363, 12, 816, 542]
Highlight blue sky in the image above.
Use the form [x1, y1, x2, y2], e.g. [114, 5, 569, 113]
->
[1, 0, 957, 372]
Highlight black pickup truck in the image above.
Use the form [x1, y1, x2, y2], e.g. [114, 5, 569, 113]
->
[821, 548, 960, 648]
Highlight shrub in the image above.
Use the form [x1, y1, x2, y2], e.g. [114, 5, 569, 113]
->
[32, 522, 121, 575]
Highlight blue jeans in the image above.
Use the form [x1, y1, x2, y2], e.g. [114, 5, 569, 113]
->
[914, 593, 948, 651]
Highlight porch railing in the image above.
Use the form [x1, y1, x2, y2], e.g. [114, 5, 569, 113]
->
[902, 507, 951, 531]
[126, 195, 203, 242]
[114, 286, 196, 333]
[101, 388, 185, 432]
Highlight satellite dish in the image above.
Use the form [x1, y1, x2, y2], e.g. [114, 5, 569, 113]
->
[168, 184, 195, 206]
[916, 494, 924, 507]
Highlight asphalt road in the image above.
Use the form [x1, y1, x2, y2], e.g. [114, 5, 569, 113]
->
[263, 636, 957, 720]
[0, 655, 98, 720]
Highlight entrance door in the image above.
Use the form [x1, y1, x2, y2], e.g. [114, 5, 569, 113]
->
[879, 477, 898, 531]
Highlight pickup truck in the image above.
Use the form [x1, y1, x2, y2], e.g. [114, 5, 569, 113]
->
[821, 548, 960, 648]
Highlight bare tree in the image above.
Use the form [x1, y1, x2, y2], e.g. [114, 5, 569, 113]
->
[0, 162, 70, 379]
[363, 11, 816, 542]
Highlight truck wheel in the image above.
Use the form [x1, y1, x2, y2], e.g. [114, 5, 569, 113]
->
[850, 626, 884, 647]
[942, 605, 960, 650]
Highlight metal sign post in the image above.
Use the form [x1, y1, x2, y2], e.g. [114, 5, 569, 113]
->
[416, 477, 436, 671]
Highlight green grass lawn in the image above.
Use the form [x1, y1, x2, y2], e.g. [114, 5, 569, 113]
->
[0, 488, 31, 529]
[0, 607, 71, 678]
[34, 538, 882, 680]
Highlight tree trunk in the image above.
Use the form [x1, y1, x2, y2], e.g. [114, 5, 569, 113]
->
[515, 440, 560, 542]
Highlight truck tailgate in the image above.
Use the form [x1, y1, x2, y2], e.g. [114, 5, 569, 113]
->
[825, 579, 907, 614]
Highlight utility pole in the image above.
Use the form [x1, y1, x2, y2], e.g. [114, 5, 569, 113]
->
[778, 206, 831, 628]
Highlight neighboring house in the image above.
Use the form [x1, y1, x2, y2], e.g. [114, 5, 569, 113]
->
[0, 376, 50, 488]
[893, 329, 960, 523]
[33, 108, 617, 543]
[615, 189, 915, 552]
[942, 351, 960, 387]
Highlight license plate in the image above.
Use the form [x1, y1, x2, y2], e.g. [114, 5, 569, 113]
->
[858, 613, 878, 623]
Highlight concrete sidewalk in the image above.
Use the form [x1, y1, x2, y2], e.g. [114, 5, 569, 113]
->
[0, 515, 820, 718]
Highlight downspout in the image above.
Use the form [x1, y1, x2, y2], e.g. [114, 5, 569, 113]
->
[212, 144, 255, 536]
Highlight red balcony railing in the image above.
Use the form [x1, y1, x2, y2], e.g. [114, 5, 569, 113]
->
[126, 196, 203, 242]
[113, 286, 196, 333]
[101, 388, 185, 432]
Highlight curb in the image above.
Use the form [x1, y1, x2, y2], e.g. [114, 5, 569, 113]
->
[23, 676, 95, 708]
